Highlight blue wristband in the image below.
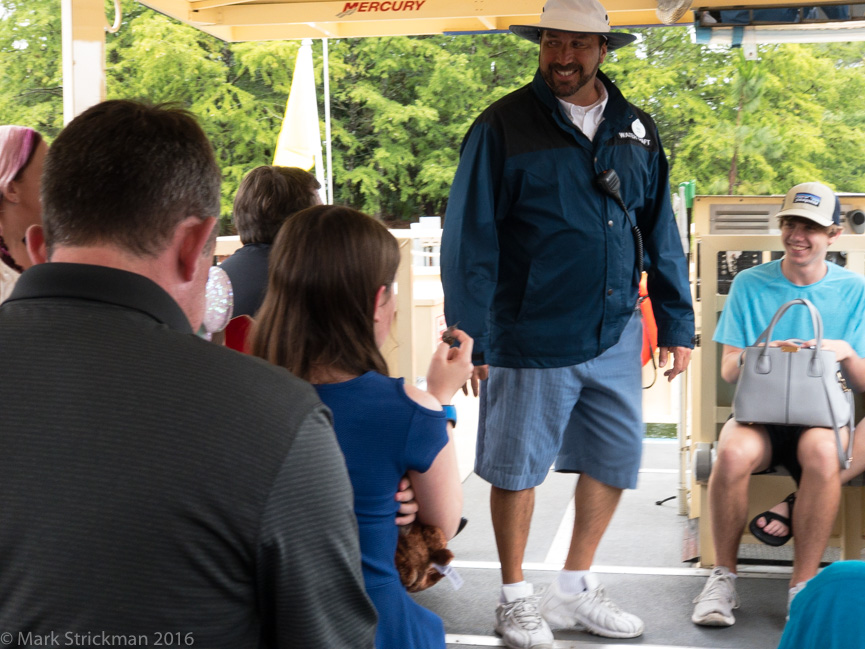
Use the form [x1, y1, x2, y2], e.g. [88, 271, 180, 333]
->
[441, 404, 457, 428]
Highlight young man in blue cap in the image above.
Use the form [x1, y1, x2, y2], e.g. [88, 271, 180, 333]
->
[693, 181, 865, 627]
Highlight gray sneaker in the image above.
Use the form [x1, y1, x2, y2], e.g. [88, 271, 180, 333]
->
[692, 566, 739, 626]
[539, 575, 644, 639]
[495, 595, 554, 649]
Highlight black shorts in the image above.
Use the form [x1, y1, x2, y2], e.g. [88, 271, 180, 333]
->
[758, 424, 806, 485]
[728, 415, 806, 484]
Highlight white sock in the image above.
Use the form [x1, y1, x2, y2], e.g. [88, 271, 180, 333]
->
[557, 569, 592, 593]
[501, 581, 533, 603]
[716, 566, 738, 579]
[789, 580, 808, 596]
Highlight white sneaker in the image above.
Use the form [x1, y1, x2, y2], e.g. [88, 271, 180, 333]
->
[539, 575, 644, 639]
[495, 595, 554, 649]
[787, 580, 808, 621]
[692, 566, 739, 626]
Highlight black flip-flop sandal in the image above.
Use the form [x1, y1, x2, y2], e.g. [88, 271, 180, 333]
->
[748, 492, 796, 547]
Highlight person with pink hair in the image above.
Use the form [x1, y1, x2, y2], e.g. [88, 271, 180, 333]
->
[0, 125, 48, 302]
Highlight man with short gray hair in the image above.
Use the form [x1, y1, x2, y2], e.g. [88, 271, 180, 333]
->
[0, 100, 376, 648]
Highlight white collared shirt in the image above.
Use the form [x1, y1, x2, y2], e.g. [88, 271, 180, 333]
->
[557, 79, 608, 141]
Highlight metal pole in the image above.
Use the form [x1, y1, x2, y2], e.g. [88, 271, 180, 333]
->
[322, 38, 334, 205]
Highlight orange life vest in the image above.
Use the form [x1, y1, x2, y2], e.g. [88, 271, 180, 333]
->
[639, 274, 657, 366]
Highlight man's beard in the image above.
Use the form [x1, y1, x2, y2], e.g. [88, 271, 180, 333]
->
[541, 58, 600, 99]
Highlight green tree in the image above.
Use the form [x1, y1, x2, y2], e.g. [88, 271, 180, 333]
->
[5, 2, 865, 218]
[0, 0, 64, 137]
[326, 34, 535, 219]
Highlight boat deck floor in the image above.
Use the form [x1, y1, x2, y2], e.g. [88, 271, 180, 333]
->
[412, 440, 855, 649]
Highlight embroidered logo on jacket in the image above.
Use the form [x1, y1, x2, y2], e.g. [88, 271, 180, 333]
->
[616, 132, 651, 147]
[616, 119, 651, 147]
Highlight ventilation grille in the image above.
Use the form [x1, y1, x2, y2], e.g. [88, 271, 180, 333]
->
[709, 204, 781, 234]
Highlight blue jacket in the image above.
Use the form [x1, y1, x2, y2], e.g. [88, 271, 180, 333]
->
[441, 69, 694, 368]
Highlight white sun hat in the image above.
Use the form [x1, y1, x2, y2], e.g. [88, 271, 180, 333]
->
[776, 182, 840, 227]
[510, 0, 638, 50]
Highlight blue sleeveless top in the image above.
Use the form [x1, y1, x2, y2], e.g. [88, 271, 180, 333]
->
[315, 372, 449, 649]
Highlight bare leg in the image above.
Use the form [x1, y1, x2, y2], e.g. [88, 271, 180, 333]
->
[790, 427, 844, 586]
[491, 486, 534, 584]
[709, 420, 773, 571]
[544, 474, 645, 639]
[564, 474, 622, 570]
[755, 420, 862, 540]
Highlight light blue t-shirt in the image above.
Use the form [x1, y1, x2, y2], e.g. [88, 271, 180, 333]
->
[714, 259, 865, 358]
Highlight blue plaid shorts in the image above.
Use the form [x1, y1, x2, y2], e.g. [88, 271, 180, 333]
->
[475, 312, 644, 491]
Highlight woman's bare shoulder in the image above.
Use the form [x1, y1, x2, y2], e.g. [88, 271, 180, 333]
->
[402, 382, 443, 411]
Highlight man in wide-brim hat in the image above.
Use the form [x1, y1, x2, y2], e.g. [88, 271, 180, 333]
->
[510, 0, 636, 109]
[509, 0, 638, 49]
[441, 0, 694, 647]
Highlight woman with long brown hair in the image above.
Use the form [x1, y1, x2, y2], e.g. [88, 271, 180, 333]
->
[251, 205, 471, 649]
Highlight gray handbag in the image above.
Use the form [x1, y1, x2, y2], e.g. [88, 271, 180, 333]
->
[732, 298, 854, 469]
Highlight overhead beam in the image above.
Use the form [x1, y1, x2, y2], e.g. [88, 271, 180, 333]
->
[141, 0, 859, 41]
[227, 17, 519, 41]
[191, 0, 545, 27]
[189, 0, 258, 8]
[141, 0, 197, 22]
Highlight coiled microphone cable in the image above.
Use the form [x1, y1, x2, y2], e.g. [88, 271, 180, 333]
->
[595, 169, 644, 276]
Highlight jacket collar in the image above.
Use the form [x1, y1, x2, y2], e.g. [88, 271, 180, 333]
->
[6, 262, 193, 333]
[531, 68, 634, 135]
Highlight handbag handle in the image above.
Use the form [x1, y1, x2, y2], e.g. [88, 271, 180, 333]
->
[750, 299, 826, 376]
[825, 374, 855, 470]
[738, 298, 854, 469]
[754, 298, 823, 348]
